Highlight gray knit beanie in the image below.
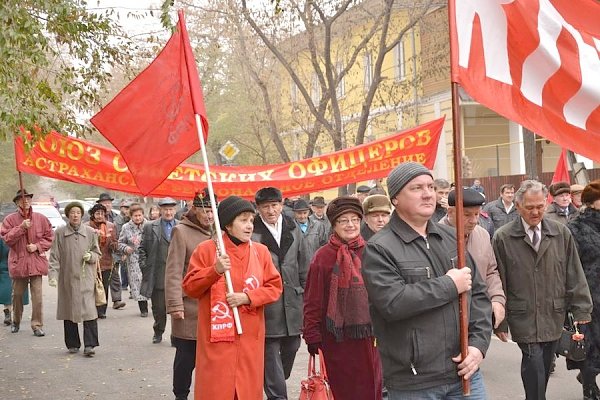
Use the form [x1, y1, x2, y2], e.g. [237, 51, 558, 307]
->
[386, 162, 433, 198]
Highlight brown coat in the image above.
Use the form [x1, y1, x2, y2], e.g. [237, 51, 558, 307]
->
[165, 216, 212, 340]
[49, 224, 101, 322]
[183, 235, 282, 400]
[85, 220, 117, 271]
[439, 217, 505, 305]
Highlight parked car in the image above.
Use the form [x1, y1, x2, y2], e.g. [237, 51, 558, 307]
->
[33, 204, 67, 231]
[57, 199, 93, 217]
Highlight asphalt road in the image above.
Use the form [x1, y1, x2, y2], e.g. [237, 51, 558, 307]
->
[0, 277, 587, 399]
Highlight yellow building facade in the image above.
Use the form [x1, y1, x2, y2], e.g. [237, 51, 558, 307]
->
[270, 3, 594, 188]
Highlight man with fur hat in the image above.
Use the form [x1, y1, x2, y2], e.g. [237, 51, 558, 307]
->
[361, 194, 392, 241]
[85, 203, 125, 318]
[439, 188, 506, 329]
[546, 181, 579, 224]
[252, 187, 307, 400]
[362, 162, 492, 398]
[165, 188, 215, 400]
[0, 189, 53, 336]
[139, 197, 179, 344]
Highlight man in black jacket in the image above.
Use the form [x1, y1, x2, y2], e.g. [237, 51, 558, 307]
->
[252, 187, 306, 400]
[362, 162, 492, 398]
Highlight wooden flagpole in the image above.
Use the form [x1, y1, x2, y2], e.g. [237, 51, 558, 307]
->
[451, 82, 469, 395]
[448, 1, 469, 394]
[195, 114, 243, 335]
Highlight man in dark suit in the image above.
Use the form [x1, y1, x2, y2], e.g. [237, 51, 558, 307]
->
[139, 197, 178, 344]
[252, 187, 307, 400]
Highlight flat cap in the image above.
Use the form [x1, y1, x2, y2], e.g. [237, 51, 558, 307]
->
[448, 188, 485, 207]
[356, 185, 372, 194]
[158, 197, 178, 207]
[570, 184, 585, 194]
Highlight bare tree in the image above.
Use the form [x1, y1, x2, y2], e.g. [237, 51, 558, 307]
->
[236, 0, 442, 194]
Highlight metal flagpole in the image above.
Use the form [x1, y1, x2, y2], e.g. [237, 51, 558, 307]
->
[194, 114, 243, 335]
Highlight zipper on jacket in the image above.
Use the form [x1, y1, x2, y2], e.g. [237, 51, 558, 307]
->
[410, 363, 417, 375]
[425, 266, 431, 278]
[423, 236, 430, 249]
[410, 329, 418, 375]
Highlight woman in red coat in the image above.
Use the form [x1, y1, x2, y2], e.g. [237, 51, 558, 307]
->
[183, 196, 282, 400]
[303, 196, 383, 400]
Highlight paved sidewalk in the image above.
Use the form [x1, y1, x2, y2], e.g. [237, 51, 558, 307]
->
[0, 277, 308, 399]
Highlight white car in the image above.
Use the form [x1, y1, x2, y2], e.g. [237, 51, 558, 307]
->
[33, 204, 67, 231]
[57, 199, 93, 218]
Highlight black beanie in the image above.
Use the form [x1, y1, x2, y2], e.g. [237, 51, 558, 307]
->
[217, 196, 256, 229]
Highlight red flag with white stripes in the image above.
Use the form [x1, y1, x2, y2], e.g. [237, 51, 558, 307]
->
[449, 0, 600, 162]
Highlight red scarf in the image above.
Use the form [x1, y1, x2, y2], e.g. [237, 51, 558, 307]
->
[210, 235, 263, 343]
[326, 234, 373, 342]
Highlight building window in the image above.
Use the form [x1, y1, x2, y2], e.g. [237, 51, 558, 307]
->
[336, 62, 345, 99]
[311, 73, 320, 104]
[290, 81, 298, 106]
[364, 52, 372, 89]
[395, 41, 406, 81]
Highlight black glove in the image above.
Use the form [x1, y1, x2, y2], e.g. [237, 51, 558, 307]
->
[307, 342, 321, 356]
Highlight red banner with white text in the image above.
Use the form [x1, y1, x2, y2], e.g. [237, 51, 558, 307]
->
[15, 118, 444, 199]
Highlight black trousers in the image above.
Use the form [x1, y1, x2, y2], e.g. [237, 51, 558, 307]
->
[172, 336, 196, 400]
[263, 335, 301, 400]
[64, 319, 99, 349]
[517, 341, 558, 400]
[97, 266, 122, 315]
[151, 289, 166, 336]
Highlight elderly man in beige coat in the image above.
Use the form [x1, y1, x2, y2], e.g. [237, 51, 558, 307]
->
[439, 187, 506, 329]
[49, 202, 101, 357]
[165, 189, 215, 400]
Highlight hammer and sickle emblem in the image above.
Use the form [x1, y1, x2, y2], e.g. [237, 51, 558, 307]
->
[211, 301, 231, 322]
[243, 275, 260, 293]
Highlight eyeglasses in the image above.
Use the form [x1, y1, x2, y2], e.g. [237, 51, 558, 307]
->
[336, 217, 361, 226]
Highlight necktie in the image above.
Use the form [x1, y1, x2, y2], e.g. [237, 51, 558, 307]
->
[530, 227, 539, 249]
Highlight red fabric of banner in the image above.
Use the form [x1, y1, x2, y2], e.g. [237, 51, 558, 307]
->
[15, 119, 444, 200]
[449, 0, 600, 163]
[91, 10, 208, 195]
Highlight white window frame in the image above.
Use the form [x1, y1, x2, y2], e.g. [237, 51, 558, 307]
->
[336, 62, 345, 99]
[364, 52, 372, 90]
[395, 41, 406, 81]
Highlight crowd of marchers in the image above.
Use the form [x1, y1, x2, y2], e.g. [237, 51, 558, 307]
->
[1, 164, 600, 400]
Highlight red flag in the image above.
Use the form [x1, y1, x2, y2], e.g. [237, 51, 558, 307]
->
[551, 148, 570, 185]
[91, 10, 208, 195]
[449, 1, 600, 162]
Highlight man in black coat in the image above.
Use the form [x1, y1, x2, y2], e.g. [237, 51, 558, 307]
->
[252, 187, 306, 400]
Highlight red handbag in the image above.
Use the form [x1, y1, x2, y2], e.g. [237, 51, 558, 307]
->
[299, 350, 334, 400]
